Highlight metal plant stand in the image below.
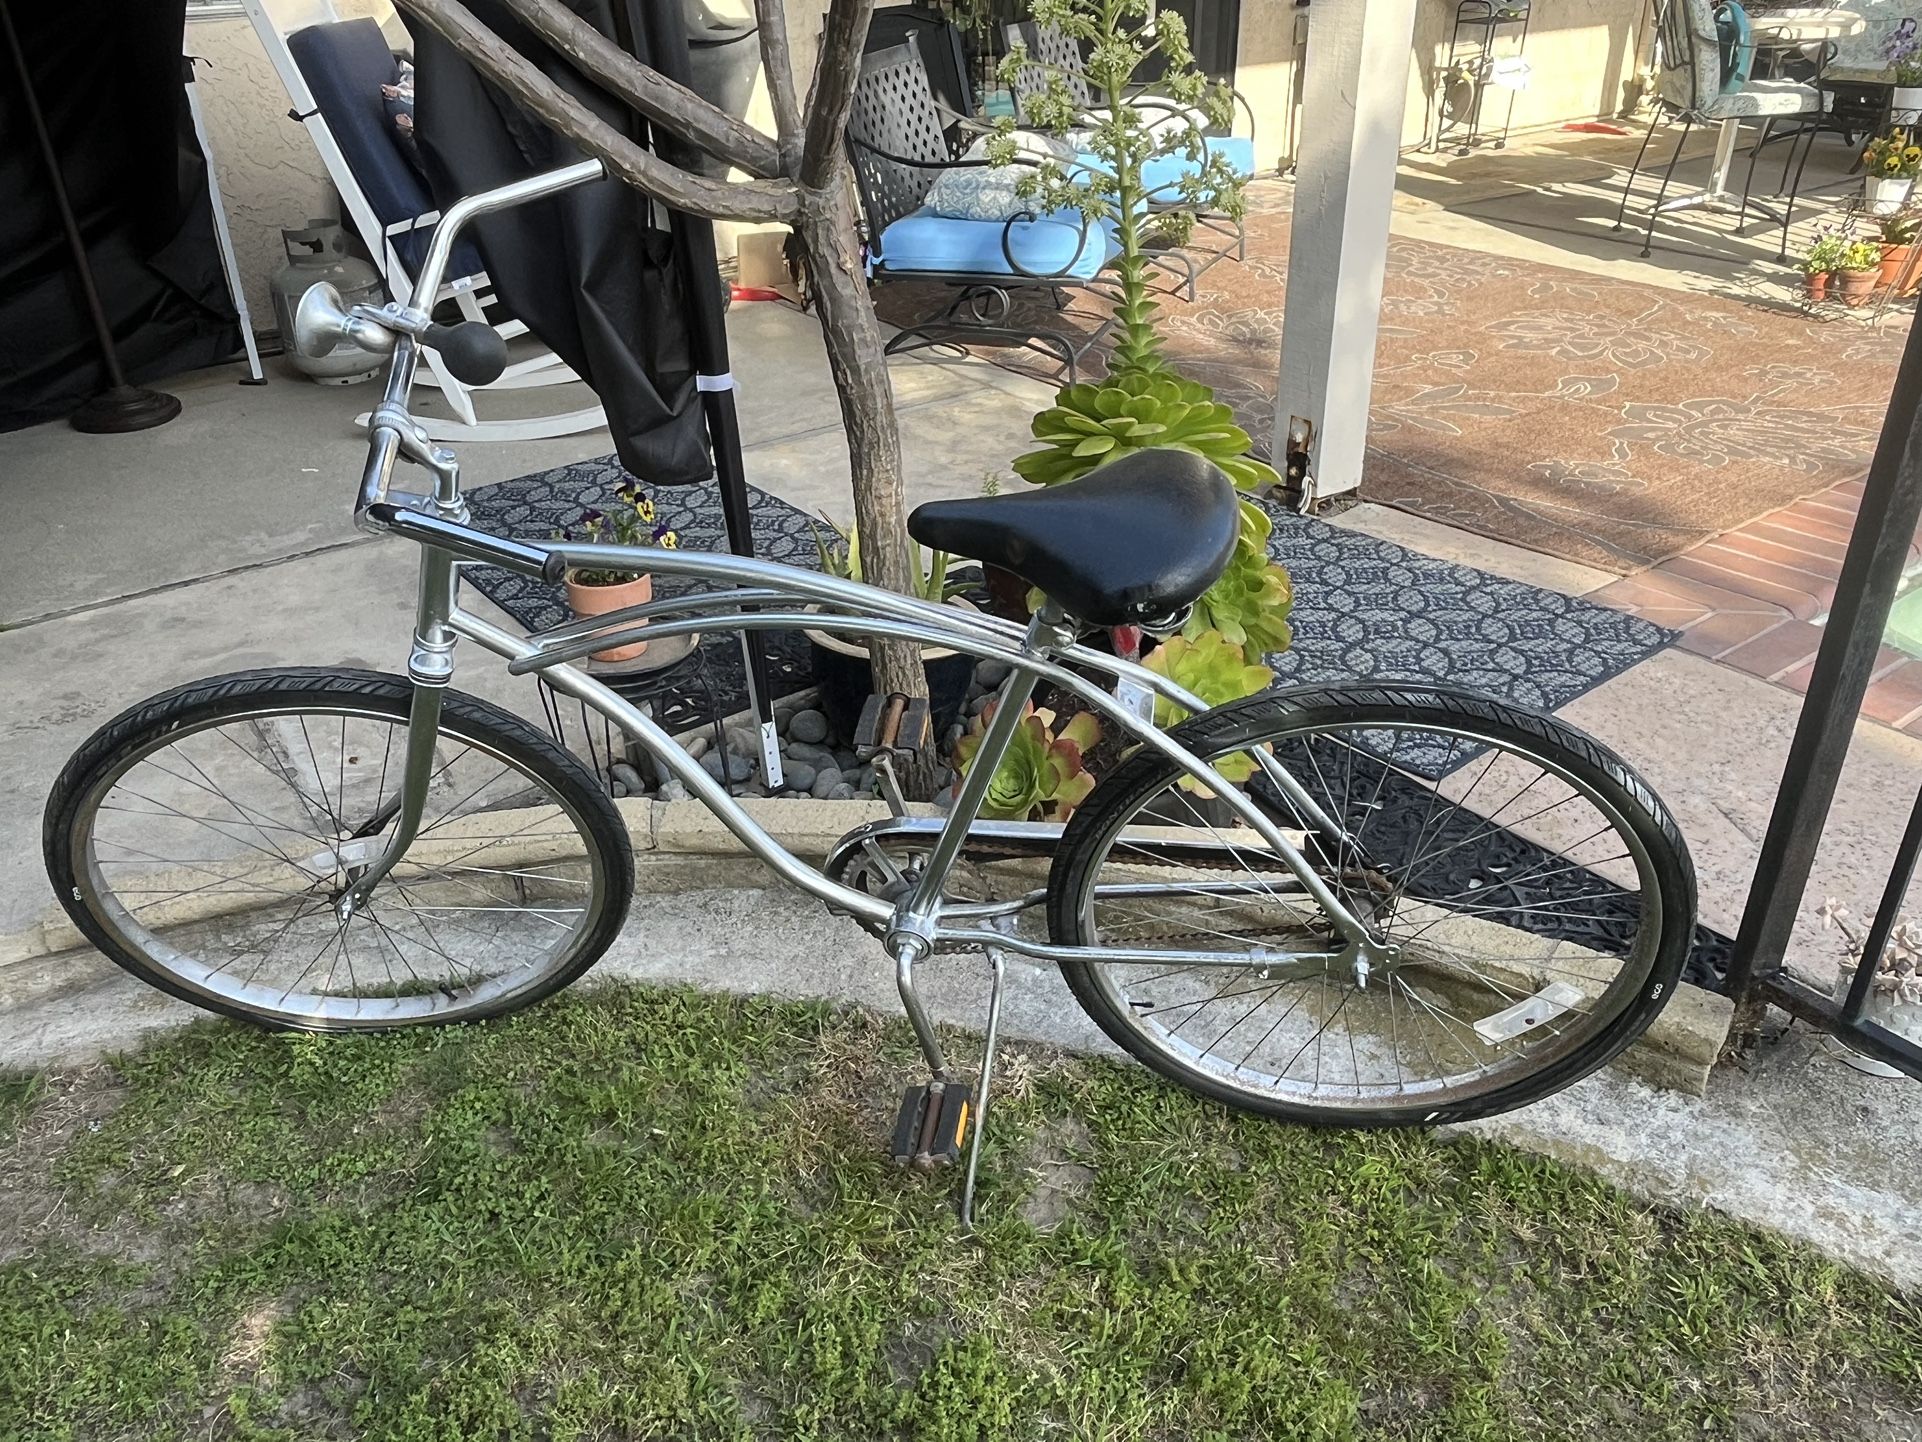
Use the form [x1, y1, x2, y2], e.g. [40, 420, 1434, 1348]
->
[1435, 0, 1531, 156]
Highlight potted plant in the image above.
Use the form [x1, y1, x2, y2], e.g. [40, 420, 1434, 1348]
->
[555, 483, 678, 663]
[1880, 208, 1921, 296]
[1860, 128, 1922, 214]
[1836, 235, 1884, 305]
[806, 516, 979, 740]
[1887, 20, 1922, 122]
[1801, 227, 1844, 302]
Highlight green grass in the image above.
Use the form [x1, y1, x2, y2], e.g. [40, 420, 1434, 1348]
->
[0, 984, 1916, 1441]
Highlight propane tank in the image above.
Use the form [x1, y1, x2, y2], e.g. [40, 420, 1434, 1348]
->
[271, 221, 384, 383]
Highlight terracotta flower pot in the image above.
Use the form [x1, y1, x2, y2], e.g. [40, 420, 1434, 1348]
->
[1805, 270, 1830, 303]
[564, 569, 653, 662]
[1837, 268, 1879, 307]
[1882, 243, 1918, 296]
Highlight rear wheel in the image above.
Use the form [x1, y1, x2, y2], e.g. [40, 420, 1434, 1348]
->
[45, 668, 634, 1031]
[1048, 685, 1695, 1126]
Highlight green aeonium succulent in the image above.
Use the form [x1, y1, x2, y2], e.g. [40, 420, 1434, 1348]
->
[1141, 631, 1274, 793]
[953, 702, 1102, 821]
[1183, 501, 1293, 654]
[1012, 373, 1283, 491]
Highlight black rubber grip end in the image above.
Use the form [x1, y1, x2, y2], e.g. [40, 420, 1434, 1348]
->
[421, 320, 509, 386]
[540, 551, 569, 585]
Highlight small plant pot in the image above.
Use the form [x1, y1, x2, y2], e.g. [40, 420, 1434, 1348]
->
[564, 570, 653, 662]
[1837, 268, 1879, 306]
[1882, 244, 1918, 296]
[1866, 176, 1911, 216]
[804, 598, 981, 743]
[1805, 270, 1830, 303]
[1894, 85, 1922, 124]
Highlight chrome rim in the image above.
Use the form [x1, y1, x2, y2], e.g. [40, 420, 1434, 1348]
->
[1075, 717, 1664, 1113]
[72, 703, 608, 1027]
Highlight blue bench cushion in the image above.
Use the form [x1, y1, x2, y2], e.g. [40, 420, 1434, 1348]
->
[287, 17, 482, 281]
[876, 208, 1118, 279]
[1075, 135, 1256, 202]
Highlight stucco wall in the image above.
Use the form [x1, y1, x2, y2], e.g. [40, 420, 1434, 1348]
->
[187, 1, 399, 326]
[1404, 0, 1650, 149]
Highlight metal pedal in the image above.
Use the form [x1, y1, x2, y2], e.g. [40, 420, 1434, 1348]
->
[889, 1079, 974, 1170]
[854, 691, 931, 759]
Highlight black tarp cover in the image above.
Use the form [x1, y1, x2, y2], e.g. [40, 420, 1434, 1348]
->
[406, 0, 712, 484]
[0, 1, 238, 431]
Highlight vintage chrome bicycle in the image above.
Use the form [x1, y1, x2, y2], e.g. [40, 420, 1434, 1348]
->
[44, 162, 1696, 1207]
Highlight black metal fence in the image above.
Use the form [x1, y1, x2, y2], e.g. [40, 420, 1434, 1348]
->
[1724, 312, 1922, 1080]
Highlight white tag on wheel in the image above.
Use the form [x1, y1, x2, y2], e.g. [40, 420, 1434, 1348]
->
[1115, 675, 1157, 728]
[1473, 981, 1586, 1044]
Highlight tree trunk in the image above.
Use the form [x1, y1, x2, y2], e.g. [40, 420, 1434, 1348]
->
[794, 182, 943, 796]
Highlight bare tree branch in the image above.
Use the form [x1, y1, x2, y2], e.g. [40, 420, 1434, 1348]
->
[800, 0, 876, 190]
[396, 0, 798, 222]
[499, 0, 782, 178]
[751, 0, 803, 164]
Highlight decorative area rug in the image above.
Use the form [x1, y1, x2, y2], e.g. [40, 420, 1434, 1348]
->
[876, 208, 1906, 574]
[464, 459, 1672, 765]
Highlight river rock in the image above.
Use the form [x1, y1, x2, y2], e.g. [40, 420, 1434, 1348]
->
[975, 658, 1011, 687]
[782, 760, 818, 794]
[828, 783, 856, 800]
[810, 767, 844, 800]
[789, 708, 830, 744]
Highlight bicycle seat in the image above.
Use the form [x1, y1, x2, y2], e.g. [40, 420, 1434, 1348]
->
[907, 449, 1242, 626]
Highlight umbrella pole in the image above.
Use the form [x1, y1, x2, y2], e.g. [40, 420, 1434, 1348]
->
[0, 0, 181, 433]
[633, 0, 784, 790]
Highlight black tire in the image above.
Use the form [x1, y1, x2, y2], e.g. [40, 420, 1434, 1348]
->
[1048, 684, 1696, 1127]
[44, 667, 634, 1031]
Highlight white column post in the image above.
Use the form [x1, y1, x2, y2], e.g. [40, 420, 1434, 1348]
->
[1275, 0, 1419, 501]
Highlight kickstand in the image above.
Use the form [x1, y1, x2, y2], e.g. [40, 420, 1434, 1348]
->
[958, 944, 1008, 1235]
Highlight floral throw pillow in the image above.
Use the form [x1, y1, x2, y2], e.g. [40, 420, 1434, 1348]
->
[924, 129, 1073, 222]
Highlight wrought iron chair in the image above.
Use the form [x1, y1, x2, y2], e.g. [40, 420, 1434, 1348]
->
[1609, 0, 1831, 261]
[846, 43, 1118, 382]
[1003, 19, 1258, 295]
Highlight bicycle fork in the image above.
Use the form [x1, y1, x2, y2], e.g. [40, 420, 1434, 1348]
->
[337, 538, 462, 920]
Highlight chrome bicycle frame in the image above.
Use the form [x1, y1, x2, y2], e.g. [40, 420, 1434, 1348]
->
[337, 158, 1378, 990]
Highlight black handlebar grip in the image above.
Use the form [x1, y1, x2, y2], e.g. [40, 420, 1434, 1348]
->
[420, 320, 509, 387]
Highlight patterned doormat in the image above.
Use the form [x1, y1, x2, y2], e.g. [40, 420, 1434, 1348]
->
[462, 457, 1673, 776]
[875, 207, 1906, 573]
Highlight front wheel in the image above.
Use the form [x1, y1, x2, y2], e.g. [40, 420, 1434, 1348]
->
[1048, 685, 1696, 1127]
[45, 668, 634, 1031]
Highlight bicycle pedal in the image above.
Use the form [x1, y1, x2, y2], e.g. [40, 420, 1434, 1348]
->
[855, 692, 931, 759]
[889, 1080, 974, 1169]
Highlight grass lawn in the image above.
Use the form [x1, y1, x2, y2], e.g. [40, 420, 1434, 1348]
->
[0, 983, 1917, 1441]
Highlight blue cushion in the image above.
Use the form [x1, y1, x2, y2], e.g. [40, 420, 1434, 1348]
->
[287, 18, 483, 281]
[1079, 135, 1257, 202]
[1715, 2, 1754, 96]
[876, 208, 1118, 279]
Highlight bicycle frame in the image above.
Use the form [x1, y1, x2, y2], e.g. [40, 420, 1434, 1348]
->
[336, 157, 1378, 983]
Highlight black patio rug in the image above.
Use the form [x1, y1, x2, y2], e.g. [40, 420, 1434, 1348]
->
[463, 457, 1676, 760]
[464, 455, 1728, 989]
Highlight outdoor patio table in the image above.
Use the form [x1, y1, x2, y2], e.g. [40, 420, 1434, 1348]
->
[1656, 7, 1866, 224]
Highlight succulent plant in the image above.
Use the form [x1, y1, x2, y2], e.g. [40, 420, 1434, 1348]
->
[1183, 501, 1293, 654]
[1141, 631, 1274, 793]
[1012, 372, 1283, 492]
[953, 702, 1102, 821]
[810, 515, 963, 602]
